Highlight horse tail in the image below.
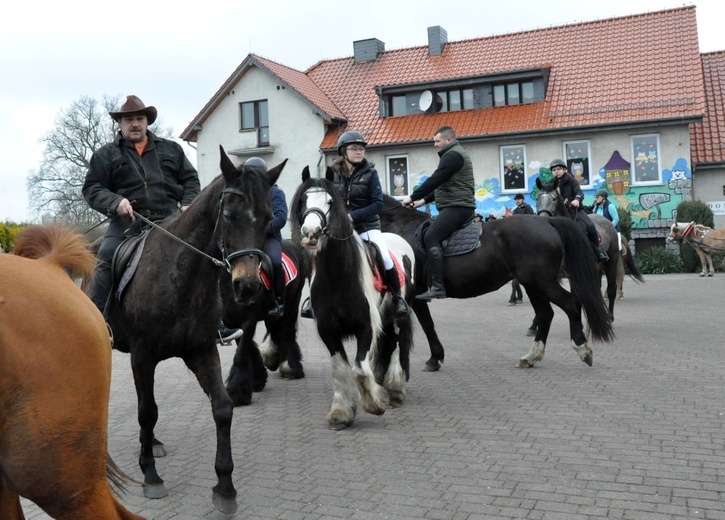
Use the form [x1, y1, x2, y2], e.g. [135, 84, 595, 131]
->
[106, 453, 141, 495]
[13, 224, 96, 280]
[624, 246, 646, 284]
[549, 218, 615, 343]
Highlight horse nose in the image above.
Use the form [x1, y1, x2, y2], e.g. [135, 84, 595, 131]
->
[232, 277, 263, 303]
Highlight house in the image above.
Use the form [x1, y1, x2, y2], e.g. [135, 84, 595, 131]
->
[691, 51, 725, 228]
[181, 6, 721, 245]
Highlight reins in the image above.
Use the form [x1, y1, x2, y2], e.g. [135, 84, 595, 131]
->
[133, 211, 227, 269]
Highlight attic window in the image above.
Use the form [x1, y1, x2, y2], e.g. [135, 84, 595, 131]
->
[493, 81, 535, 107]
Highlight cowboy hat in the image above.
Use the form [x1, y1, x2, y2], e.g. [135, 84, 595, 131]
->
[109, 95, 157, 124]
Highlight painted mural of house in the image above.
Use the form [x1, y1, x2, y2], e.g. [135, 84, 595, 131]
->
[181, 6, 720, 248]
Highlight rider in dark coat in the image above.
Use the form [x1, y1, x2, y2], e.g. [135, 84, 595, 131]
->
[545, 159, 609, 263]
[83, 95, 200, 314]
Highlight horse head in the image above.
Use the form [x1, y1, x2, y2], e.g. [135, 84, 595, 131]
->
[291, 166, 352, 252]
[535, 177, 561, 217]
[218, 145, 287, 304]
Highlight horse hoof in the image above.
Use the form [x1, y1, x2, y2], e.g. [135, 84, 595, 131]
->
[152, 443, 167, 458]
[423, 359, 442, 372]
[328, 418, 353, 430]
[227, 387, 252, 407]
[388, 391, 406, 408]
[516, 359, 534, 368]
[526, 328, 537, 337]
[143, 482, 168, 499]
[280, 365, 305, 380]
[212, 491, 239, 515]
[708, 273, 714, 277]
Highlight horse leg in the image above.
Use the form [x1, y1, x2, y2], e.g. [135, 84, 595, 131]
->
[320, 334, 357, 429]
[264, 313, 304, 380]
[131, 354, 167, 499]
[226, 320, 267, 406]
[604, 260, 618, 322]
[411, 299, 445, 371]
[706, 251, 715, 277]
[695, 248, 708, 276]
[616, 252, 625, 299]
[384, 315, 413, 407]
[352, 328, 390, 416]
[547, 286, 594, 366]
[184, 349, 238, 514]
[516, 293, 554, 368]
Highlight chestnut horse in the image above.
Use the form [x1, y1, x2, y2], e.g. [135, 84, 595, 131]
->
[0, 225, 142, 520]
[668, 222, 725, 277]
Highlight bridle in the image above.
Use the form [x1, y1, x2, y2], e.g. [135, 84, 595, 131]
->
[300, 187, 354, 241]
[215, 186, 273, 275]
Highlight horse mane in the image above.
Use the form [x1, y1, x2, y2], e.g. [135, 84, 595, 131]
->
[13, 225, 96, 279]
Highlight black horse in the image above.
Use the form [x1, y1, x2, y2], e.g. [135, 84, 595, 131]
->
[535, 178, 644, 321]
[380, 195, 614, 370]
[217, 151, 307, 407]
[290, 168, 416, 429]
[104, 148, 291, 514]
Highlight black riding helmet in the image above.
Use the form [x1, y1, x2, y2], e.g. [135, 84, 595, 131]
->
[549, 158, 567, 169]
[595, 189, 609, 198]
[244, 156, 267, 172]
[337, 131, 367, 156]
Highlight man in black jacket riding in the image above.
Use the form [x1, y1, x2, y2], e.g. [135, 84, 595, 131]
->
[83, 95, 200, 314]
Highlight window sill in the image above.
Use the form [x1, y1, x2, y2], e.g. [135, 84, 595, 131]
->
[226, 146, 275, 156]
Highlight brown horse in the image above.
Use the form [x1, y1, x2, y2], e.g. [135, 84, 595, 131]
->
[0, 225, 142, 520]
[668, 222, 725, 276]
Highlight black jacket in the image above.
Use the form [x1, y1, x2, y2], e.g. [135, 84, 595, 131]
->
[83, 131, 200, 221]
[546, 172, 584, 215]
[331, 157, 383, 233]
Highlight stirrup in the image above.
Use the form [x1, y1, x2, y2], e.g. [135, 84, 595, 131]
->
[267, 301, 285, 319]
[300, 297, 314, 319]
[393, 297, 408, 317]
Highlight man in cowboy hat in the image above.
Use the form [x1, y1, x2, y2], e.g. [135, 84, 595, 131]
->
[83, 95, 200, 317]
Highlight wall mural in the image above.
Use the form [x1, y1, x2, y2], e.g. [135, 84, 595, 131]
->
[408, 151, 692, 227]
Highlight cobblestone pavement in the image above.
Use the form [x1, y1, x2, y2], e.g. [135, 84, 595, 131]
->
[23, 274, 725, 519]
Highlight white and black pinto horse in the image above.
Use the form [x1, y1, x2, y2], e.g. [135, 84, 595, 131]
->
[667, 222, 725, 277]
[290, 166, 415, 430]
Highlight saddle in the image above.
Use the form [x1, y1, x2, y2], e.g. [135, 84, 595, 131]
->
[111, 228, 151, 302]
[415, 219, 482, 257]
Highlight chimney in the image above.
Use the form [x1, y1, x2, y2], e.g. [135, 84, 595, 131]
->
[353, 38, 385, 63]
[428, 26, 447, 56]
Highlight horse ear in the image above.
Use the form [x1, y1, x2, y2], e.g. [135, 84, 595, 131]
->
[219, 145, 237, 181]
[302, 166, 310, 182]
[267, 159, 287, 185]
[535, 177, 543, 189]
[325, 167, 335, 182]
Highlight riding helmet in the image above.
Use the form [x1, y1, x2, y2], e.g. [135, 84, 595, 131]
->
[549, 158, 567, 169]
[337, 131, 367, 156]
[595, 189, 609, 198]
[244, 156, 267, 171]
[514, 193, 525, 200]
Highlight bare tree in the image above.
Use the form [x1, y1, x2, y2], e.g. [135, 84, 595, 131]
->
[27, 95, 174, 227]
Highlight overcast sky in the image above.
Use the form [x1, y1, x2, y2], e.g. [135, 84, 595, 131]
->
[1, 0, 720, 223]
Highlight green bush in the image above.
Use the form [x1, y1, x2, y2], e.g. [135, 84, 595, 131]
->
[674, 200, 715, 272]
[635, 246, 684, 274]
[0, 222, 28, 252]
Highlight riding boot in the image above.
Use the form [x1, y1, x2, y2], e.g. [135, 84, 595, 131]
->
[384, 267, 408, 318]
[267, 264, 286, 318]
[591, 240, 609, 263]
[416, 247, 447, 300]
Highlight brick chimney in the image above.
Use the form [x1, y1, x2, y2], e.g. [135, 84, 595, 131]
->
[353, 38, 385, 62]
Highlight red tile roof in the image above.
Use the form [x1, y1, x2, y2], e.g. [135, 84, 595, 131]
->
[691, 51, 725, 165]
[311, 6, 704, 150]
[182, 7, 706, 152]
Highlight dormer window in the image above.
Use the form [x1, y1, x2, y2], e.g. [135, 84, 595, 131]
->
[378, 68, 548, 118]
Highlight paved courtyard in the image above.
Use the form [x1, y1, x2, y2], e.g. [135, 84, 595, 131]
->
[23, 274, 725, 519]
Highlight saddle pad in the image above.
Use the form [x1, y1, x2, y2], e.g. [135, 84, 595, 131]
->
[373, 251, 405, 292]
[115, 233, 149, 301]
[442, 221, 481, 257]
[415, 220, 482, 257]
[260, 253, 298, 291]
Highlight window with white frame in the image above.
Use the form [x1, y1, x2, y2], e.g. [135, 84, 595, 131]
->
[564, 140, 592, 188]
[500, 145, 527, 191]
[630, 134, 661, 184]
[386, 155, 409, 197]
[240, 100, 269, 146]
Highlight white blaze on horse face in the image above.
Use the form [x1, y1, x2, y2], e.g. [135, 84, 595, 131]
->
[300, 188, 331, 244]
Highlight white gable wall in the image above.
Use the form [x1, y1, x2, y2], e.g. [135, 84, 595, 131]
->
[195, 67, 328, 236]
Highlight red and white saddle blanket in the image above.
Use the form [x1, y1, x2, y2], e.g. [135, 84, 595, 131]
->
[260, 253, 298, 291]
